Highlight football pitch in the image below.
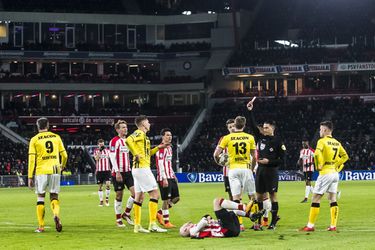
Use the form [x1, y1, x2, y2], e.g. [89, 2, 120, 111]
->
[1, 181, 375, 250]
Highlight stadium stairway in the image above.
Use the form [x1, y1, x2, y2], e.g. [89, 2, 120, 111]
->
[0, 123, 28, 145]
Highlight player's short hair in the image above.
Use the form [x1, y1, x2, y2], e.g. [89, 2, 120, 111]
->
[226, 119, 235, 125]
[234, 116, 246, 129]
[114, 120, 127, 130]
[97, 139, 104, 144]
[160, 128, 172, 136]
[302, 138, 309, 142]
[134, 115, 148, 127]
[36, 117, 49, 130]
[320, 120, 333, 131]
[264, 120, 276, 127]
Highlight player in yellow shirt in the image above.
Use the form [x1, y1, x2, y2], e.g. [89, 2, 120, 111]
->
[301, 121, 349, 232]
[28, 117, 68, 233]
[214, 116, 257, 229]
[126, 115, 168, 233]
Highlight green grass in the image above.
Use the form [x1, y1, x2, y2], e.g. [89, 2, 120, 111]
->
[1, 181, 375, 250]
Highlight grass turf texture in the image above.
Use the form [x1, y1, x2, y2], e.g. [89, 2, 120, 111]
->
[1, 181, 374, 250]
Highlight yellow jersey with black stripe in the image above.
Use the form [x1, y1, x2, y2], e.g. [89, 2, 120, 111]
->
[28, 131, 68, 178]
[314, 136, 349, 175]
[219, 131, 256, 169]
[125, 129, 158, 168]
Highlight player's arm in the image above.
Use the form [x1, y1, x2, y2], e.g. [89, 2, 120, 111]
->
[314, 139, 324, 171]
[58, 138, 68, 170]
[150, 146, 159, 156]
[157, 150, 168, 187]
[189, 217, 209, 237]
[27, 138, 36, 188]
[335, 144, 349, 172]
[213, 137, 226, 165]
[267, 140, 287, 167]
[250, 149, 256, 170]
[94, 149, 100, 161]
[125, 134, 141, 159]
[108, 140, 120, 173]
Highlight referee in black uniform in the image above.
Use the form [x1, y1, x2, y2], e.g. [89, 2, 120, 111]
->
[246, 97, 286, 230]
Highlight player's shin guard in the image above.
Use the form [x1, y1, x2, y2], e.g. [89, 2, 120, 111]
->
[270, 202, 279, 225]
[36, 199, 45, 228]
[125, 196, 134, 215]
[149, 199, 158, 224]
[305, 186, 311, 199]
[114, 199, 122, 219]
[98, 190, 104, 201]
[307, 203, 320, 228]
[105, 188, 110, 199]
[50, 199, 60, 217]
[330, 202, 339, 228]
[134, 201, 142, 225]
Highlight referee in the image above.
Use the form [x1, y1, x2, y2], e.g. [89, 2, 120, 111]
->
[246, 97, 286, 230]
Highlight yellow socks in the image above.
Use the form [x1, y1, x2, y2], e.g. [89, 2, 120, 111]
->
[149, 199, 158, 225]
[307, 203, 320, 227]
[50, 199, 60, 217]
[133, 201, 142, 225]
[330, 202, 339, 227]
[36, 202, 45, 228]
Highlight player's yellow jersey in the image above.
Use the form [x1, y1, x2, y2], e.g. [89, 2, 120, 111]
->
[314, 135, 349, 175]
[219, 131, 256, 169]
[28, 131, 68, 178]
[126, 129, 158, 168]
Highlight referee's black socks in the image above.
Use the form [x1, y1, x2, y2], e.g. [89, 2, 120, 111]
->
[271, 202, 279, 226]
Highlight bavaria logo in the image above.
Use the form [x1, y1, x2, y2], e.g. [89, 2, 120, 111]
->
[187, 173, 198, 183]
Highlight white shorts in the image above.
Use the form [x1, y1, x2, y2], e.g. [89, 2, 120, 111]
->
[313, 172, 339, 195]
[35, 174, 61, 194]
[132, 168, 158, 193]
[228, 168, 255, 196]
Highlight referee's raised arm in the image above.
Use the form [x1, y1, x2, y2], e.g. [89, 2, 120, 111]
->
[246, 97, 262, 140]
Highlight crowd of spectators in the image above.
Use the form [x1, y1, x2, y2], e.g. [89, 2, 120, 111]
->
[0, 136, 27, 175]
[228, 0, 375, 66]
[180, 97, 375, 172]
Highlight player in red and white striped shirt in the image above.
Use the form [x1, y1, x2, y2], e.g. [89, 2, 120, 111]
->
[298, 139, 315, 203]
[108, 120, 135, 227]
[94, 139, 111, 207]
[179, 198, 263, 238]
[155, 128, 180, 229]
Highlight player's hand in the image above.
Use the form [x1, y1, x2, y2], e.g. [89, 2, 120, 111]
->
[134, 155, 140, 163]
[257, 158, 269, 164]
[246, 97, 256, 111]
[116, 172, 123, 182]
[162, 179, 168, 187]
[28, 178, 34, 190]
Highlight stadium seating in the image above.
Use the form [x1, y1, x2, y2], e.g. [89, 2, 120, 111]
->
[180, 98, 375, 171]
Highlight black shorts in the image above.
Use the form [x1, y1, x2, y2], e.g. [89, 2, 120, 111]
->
[304, 171, 313, 181]
[256, 166, 279, 194]
[158, 179, 180, 201]
[224, 176, 231, 193]
[112, 172, 134, 192]
[215, 209, 240, 237]
[96, 171, 111, 184]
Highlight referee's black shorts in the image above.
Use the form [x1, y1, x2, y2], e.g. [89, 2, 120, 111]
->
[256, 166, 279, 193]
[158, 178, 180, 201]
